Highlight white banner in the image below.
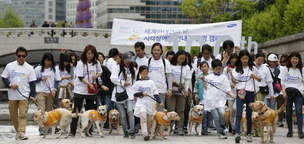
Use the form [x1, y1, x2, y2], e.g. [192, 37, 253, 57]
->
[111, 18, 242, 47]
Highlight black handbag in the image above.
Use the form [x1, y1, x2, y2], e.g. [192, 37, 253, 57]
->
[115, 80, 128, 102]
[259, 86, 269, 94]
[286, 87, 301, 97]
[172, 66, 185, 95]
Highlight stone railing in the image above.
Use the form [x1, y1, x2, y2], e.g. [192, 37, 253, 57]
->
[0, 28, 112, 38]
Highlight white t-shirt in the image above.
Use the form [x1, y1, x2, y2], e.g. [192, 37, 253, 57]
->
[133, 80, 159, 117]
[135, 56, 148, 69]
[104, 58, 117, 72]
[278, 67, 304, 95]
[193, 57, 213, 79]
[148, 57, 171, 93]
[232, 66, 262, 92]
[204, 74, 231, 111]
[56, 66, 72, 98]
[1, 61, 36, 100]
[171, 65, 191, 85]
[35, 66, 61, 93]
[74, 60, 102, 95]
[255, 63, 273, 91]
[223, 66, 236, 100]
[110, 65, 137, 103]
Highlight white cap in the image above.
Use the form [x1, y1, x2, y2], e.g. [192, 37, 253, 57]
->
[268, 54, 278, 61]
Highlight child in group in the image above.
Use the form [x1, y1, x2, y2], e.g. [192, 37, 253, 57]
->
[193, 61, 211, 135]
[222, 53, 238, 134]
[200, 59, 236, 139]
[231, 50, 262, 143]
[133, 65, 163, 141]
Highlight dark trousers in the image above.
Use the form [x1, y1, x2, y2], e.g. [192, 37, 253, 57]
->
[71, 97, 95, 134]
[277, 95, 285, 121]
[286, 94, 303, 133]
[183, 101, 191, 128]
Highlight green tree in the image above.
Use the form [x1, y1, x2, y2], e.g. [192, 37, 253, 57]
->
[283, 0, 304, 36]
[0, 7, 24, 28]
[180, 0, 218, 24]
[56, 20, 67, 27]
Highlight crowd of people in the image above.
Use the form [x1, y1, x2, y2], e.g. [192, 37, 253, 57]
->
[2, 40, 304, 143]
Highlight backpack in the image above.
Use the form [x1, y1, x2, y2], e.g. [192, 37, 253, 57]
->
[148, 57, 168, 89]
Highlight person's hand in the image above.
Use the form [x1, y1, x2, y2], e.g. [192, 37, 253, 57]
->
[227, 67, 232, 73]
[124, 81, 131, 86]
[223, 52, 229, 61]
[194, 94, 198, 101]
[11, 84, 18, 90]
[250, 74, 257, 80]
[61, 48, 66, 54]
[172, 78, 177, 84]
[168, 90, 172, 98]
[230, 84, 235, 88]
[41, 77, 47, 81]
[92, 75, 98, 80]
[199, 75, 205, 81]
[236, 47, 241, 55]
[270, 96, 274, 102]
[184, 90, 188, 97]
[70, 63, 74, 67]
[159, 102, 164, 107]
[134, 97, 137, 100]
[51, 90, 56, 98]
[30, 97, 36, 104]
[283, 91, 287, 99]
[101, 85, 109, 91]
[143, 92, 148, 96]
[63, 75, 71, 80]
[89, 84, 95, 92]
[230, 94, 236, 99]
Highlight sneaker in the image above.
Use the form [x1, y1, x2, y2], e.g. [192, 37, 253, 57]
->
[143, 134, 150, 141]
[129, 132, 135, 139]
[15, 133, 20, 140]
[178, 128, 184, 135]
[18, 133, 28, 140]
[235, 134, 241, 143]
[286, 132, 293, 137]
[183, 127, 188, 134]
[298, 132, 304, 139]
[174, 126, 179, 134]
[39, 129, 45, 136]
[221, 126, 228, 133]
[232, 130, 235, 135]
[123, 131, 129, 138]
[264, 127, 267, 132]
[218, 133, 227, 139]
[210, 125, 217, 130]
[201, 128, 208, 135]
[246, 134, 252, 142]
[134, 124, 140, 134]
[278, 121, 284, 127]
[55, 127, 60, 134]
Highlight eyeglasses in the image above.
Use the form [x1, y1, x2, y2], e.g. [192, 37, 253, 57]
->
[17, 55, 26, 58]
[214, 68, 222, 71]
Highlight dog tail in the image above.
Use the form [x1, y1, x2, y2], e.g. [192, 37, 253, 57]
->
[276, 99, 287, 114]
[72, 107, 79, 118]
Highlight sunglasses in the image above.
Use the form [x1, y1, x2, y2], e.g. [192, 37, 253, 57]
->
[17, 55, 26, 58]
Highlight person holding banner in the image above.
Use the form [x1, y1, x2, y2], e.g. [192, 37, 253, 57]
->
[147, 42, 172, 112]
[1, 47, 37, 140]
[216, 40, 235, 67]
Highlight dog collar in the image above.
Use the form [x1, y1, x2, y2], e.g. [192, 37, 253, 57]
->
[259, 108, 268, 115]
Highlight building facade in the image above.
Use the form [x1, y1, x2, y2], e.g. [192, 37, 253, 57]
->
[96, 0, 193, 29]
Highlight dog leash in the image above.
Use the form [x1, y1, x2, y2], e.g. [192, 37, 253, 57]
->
[96, 95, 102, 106]
[202, 78, 232, 96]
[45, 79, 57, 108]
[16, 87, 39, 108]
[140, 95, 167, 110]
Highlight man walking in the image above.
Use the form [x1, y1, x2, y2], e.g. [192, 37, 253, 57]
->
[1, 47, 37, 140]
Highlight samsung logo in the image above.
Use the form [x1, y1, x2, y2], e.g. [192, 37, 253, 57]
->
[227, 24, 237, 28]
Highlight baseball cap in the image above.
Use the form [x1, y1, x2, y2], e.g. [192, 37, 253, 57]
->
[268, 54, 279, 61]
[122, 51, 133, 62]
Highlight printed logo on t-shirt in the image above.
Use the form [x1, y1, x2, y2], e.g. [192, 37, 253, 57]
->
[41, 74, 52, 79]
[139, 86, 151, 92]
[11, 70, 26, 78]
[237, 74, 250, 81]
[59, 71, 69, 77]
[120, 75, 131, 81]
[83, 69, 95, 76]
[149, 65, 163, 73]
[171, 69, 181, 77]
[286, 74, 300, 81]
[209, 80, 222, 88]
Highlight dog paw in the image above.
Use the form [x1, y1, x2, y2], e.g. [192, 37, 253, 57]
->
[81, 135, 86, 138]
[108, 132, 112, 134]
[64, 136, 68, 139]
[56, 136, 60, 139]
[269, 140, 274, 143]
[100, 135, 105, 138]
[261, 140, 266, 143]
[42, 136, 46, 138]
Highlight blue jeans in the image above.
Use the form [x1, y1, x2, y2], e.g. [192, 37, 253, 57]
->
[286, 94, 303, 133]
[96, 91, 113, 128]
[264, 97, 277, 110]
[116, 100, 135, 133]
[235, 90, 255, 135]
[201, 104, 211, 132]
[211, 107, 226, 134]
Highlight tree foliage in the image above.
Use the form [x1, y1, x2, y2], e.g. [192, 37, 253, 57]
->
[0, 7, 24, 28]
